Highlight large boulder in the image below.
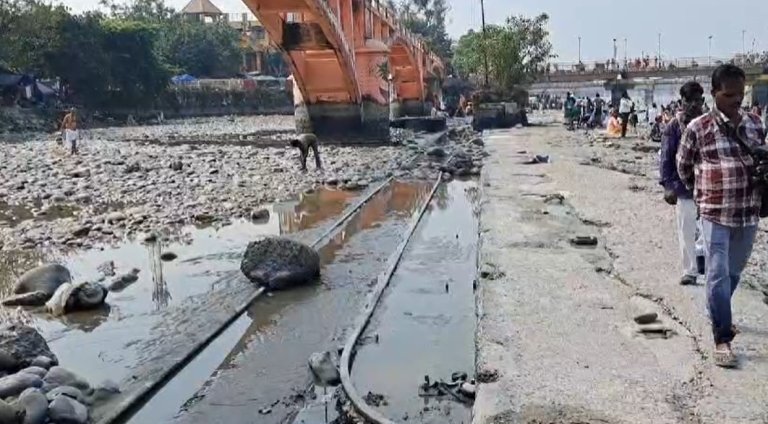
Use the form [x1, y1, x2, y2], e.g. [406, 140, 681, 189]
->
[0, 325, 57, 371]
[13, 264, 71, 296]
[240, 237, 320, 290]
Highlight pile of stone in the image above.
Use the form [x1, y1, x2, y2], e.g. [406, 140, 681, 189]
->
[425, 126, 488, 178]
[0, 324, 118, 424]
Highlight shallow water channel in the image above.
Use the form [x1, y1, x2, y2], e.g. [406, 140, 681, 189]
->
[352, 179, 480, 424]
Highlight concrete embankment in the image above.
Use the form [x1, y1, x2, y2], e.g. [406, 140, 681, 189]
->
[474, 119, 768, 424]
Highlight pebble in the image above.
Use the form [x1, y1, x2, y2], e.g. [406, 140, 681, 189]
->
[29, 356, 54, 370]
[0, 398, 21, 423]
[19, 388, 48, 424]
[48, 396, 88, 424]
[43, 367, 90, 392]
[19, 366, 47, 378]
[0, 372, 43, 398]
[0, 117, 484, 255]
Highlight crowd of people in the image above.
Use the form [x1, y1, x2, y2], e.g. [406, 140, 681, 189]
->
[653, 64, 767, 368]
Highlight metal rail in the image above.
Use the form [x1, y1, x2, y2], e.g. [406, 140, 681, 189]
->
[339, 170, 444, 424]
[97, 177, 396, 424]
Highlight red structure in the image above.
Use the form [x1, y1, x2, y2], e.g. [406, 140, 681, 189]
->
[242, 0, 445, 139]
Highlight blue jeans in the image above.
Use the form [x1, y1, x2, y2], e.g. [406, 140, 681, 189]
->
[701, 219, 757, 344]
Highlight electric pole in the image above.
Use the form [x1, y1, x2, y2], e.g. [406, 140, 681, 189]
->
[480, 0, 489, 88]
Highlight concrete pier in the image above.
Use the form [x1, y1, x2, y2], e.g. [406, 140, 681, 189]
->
[295, 101, 389, 142]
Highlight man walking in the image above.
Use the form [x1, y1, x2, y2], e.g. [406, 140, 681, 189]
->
[677, 64, 766, 368]
[660, 81, 706, 286]
[618, 91, 634, 138]
[60, 108, 79, 155]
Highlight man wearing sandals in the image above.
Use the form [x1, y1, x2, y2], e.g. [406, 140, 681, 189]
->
[677, 64, 766, 368]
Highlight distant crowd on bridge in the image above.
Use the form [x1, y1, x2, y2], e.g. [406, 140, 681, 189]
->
[541, 51, 768, 76]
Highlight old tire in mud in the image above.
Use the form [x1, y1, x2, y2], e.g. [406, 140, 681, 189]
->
[240, 237, 320, 290]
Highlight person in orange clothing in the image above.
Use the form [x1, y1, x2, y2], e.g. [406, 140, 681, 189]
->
[606, 109, 622, 137]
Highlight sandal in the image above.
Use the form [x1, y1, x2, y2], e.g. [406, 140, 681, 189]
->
[714, 346, 738, 369]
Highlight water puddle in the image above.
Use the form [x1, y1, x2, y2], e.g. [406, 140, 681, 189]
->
[350, 179, 480, 424]
[0, 186, 360, 388]
[132, 180, 433, 424]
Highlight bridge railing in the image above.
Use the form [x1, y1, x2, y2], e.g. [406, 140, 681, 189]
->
[363, 0, 443, 72]
[542, 55, 768, 77]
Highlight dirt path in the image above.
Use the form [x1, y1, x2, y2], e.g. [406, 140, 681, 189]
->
[474, 120, 768, 424]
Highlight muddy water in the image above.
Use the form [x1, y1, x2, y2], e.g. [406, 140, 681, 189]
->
[154, 180, 434, 424]
[0, 187, 360, 396]
[351, 179, 480, 424]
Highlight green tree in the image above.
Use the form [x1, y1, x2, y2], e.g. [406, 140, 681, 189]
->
[395, 0, 452, 62]
[157, 19, 243, 78]
[453, 13, 553, 90]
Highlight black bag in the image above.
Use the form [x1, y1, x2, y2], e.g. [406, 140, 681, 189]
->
[726, 122, 768, 218]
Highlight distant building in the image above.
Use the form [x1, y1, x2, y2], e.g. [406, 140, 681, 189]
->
[181, 0, 224, 22]
[180, 0, 284, 76]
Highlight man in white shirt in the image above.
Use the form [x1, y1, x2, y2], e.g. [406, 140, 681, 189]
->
[618, 91, 634, 138]
[647, 103, 659, 123]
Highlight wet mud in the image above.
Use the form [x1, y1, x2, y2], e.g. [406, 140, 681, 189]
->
[350, 179, 480, 424]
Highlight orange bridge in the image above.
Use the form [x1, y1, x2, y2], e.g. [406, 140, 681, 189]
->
[242, 0, 445, 139]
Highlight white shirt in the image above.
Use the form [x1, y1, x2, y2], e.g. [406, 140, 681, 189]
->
[619, 97, 634, 114]
[647, 107, 659, 122]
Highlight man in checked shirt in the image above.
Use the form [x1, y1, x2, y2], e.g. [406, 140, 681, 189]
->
[677, 64, 767, 368]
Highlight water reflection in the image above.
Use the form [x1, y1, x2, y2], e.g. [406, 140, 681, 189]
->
[149, 241, 172, 311]
[0, 185, 364, 388]
[0, 201, 79, 228]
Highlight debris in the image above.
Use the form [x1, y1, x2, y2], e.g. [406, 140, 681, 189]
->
[633, 312, 658, 325]
[570, 236, 598, 246]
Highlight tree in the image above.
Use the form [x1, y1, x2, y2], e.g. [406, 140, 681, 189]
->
[157, 19, 243, 78]
[395, 0, 452, 62]
[453, 13, 553, 90]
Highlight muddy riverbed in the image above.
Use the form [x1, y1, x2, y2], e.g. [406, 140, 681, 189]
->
[0, 115, 426, 252]
[0, 116, 489, 423]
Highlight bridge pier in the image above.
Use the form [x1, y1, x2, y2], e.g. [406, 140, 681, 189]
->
[295, 101, 389, 142]
[390, 100, 425, 118]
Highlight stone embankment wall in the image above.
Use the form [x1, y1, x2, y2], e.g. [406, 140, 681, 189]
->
[0, 86, 295, 134]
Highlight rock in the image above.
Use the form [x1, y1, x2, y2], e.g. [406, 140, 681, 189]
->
[570, 236, 598, 246]
[0, 372, 43, 398]
[48, 396, 88, 424]
[426, 147, 447, 158]
[71, 225, 91, 238]
[12, 264, 71, 296]
[249, 209, 270, 222]
[19, 388, 48, 424]
[240, 237, 320, 290]
[108, 271, 139, 292]
[470, 137, 485, 147]
[29, 356, 53, 370]
[67, 283, 108, 312]
[87, 379, 120, 404]
[69, 168, 90, 178]
[634, 312, 659, 325]
[2, 291, 50, 307]
[0, 326, 57, 370]
[0, 398, 22, 424]
[0, 350, 17, 372]
[169, 161, 183, 171]
[46, 385, 85, 403]
[19, 366, 47, 378]
[142, 233, 158, 243]
[308, 351, 340, 386]
[105, 212, 126, 224]
[96, 261, 115, 277]
[43, 367, 90, 392]
[159, 252, 177, 261]
[459, 382, 476, 398]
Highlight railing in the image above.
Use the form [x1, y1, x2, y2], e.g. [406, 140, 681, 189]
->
[363, 0, 443, 71]
[542, 54, 768, 76]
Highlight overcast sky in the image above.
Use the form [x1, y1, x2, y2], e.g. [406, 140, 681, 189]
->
[60, 0, 768, 63]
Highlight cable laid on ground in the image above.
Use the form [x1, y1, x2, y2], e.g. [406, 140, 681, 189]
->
[97, 176, 396, 424]
[339, 171, 444, 424]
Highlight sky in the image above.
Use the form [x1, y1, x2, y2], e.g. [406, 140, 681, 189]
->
[59, 0, 768, 64]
